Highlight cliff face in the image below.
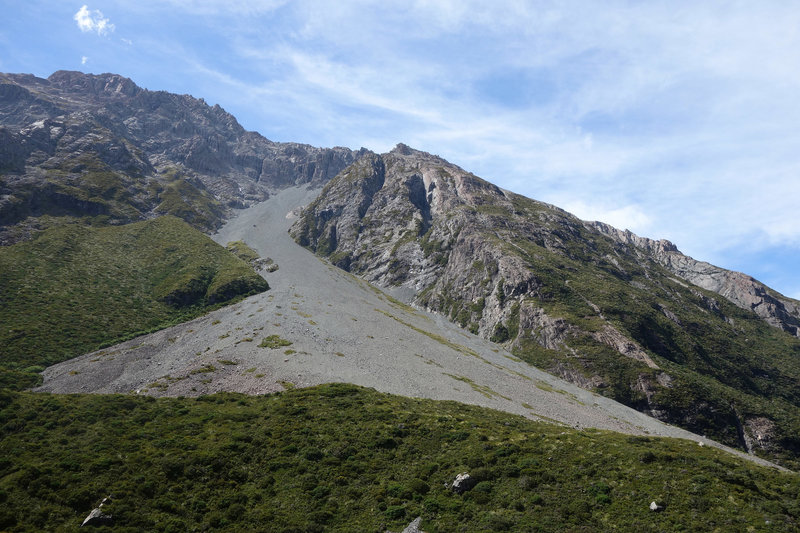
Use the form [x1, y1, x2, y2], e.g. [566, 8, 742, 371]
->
[292, 144, 800, 466]
[589, 221, 800, 337]
[0, 70, 363, 241]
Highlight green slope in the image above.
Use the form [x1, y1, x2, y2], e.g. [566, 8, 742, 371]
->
[0, 216, 269, 389]
[477, 194, 800, 467]
[0, 384, 797, 532]
[439, 196, 800, 469]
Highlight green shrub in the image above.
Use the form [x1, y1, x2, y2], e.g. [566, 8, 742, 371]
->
[408, 478, 430, 495]
[384, 505, 406, 520]
[0, 384, 797, 531]
[258, 335, 292, 349]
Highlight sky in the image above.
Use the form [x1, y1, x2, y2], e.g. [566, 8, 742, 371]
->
[1, 1, 798, 299]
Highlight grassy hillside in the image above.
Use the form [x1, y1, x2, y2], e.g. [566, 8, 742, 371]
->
[0, 384, 797, 532]
[0, 216, 269, 390]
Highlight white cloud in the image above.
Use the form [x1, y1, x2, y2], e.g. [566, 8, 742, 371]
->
[74, 5, 115, 36]
[81, 56, 88, 65]
[553, 199, 654, 236]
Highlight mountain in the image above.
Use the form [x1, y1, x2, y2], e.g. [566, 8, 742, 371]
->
[2, 71, 800, 530]
[291, 144, 800, 467]
[0, 69, 362, 388]
[36, 185, 749, 451]
[0, 70, 363, 242]
[0, 69, 360, 387]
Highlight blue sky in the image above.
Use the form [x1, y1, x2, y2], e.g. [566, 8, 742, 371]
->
[1, 1, 798, 299]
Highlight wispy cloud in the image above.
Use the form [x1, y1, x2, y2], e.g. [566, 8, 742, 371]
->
[74, 5, 115, 36]
[557, 199, 654, 235]
[81, 56, 88, 65]
[153, 0, 288, 16]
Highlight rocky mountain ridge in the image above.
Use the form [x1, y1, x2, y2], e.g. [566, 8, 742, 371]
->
[589, 221, 800, 337]
[292, 144, 800, 467]
[0, 70, 363, 242]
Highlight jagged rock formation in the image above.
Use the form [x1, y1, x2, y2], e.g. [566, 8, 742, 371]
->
[589, 222, 800, 337]
[0, 70, 363, 242]
[292, 144, 800, 466]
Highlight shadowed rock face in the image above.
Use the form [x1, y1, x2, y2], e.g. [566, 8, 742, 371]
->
[0, 70, 364, 241]
[292, 144, 800, 467]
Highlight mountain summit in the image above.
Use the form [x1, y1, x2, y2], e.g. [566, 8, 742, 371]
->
[0, 70, 363, 241]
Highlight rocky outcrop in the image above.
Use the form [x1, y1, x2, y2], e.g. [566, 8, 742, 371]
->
[80, 496, 113, 527]
[387, 517, 426, 533]
[589, 221, 800, 337]
[402, 517, 425, 533]
[592, 324, 658, 369]
[292, 144, 564, 338]
[745, 416, 777, 451]
[450, 473, 476, 494]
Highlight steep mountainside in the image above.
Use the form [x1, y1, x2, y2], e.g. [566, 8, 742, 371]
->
[590, 221, 800, 337]
[4, 71, 799, 529]
[292, 144, 800, 468]
[0, 71, 363, 242]
[41, 186, 773, 468]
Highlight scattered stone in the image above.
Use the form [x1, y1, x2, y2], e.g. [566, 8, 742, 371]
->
[649, 501, 665, 512]
[81, 496, 113, 527]
[251, 257, 280, 272]
[450, 472, 476, 494]
[698, 441, 704, 447]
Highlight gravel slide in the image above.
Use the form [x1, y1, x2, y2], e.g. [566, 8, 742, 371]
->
[35, 186, 781, 469]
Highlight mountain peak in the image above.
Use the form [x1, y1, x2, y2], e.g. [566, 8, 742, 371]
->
[388, 142, 444, 163]
[47, 70, 141, 98]
[390, 142, 413, 155]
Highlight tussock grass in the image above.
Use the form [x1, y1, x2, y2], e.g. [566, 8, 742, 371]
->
[225, 240, 260, 263]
